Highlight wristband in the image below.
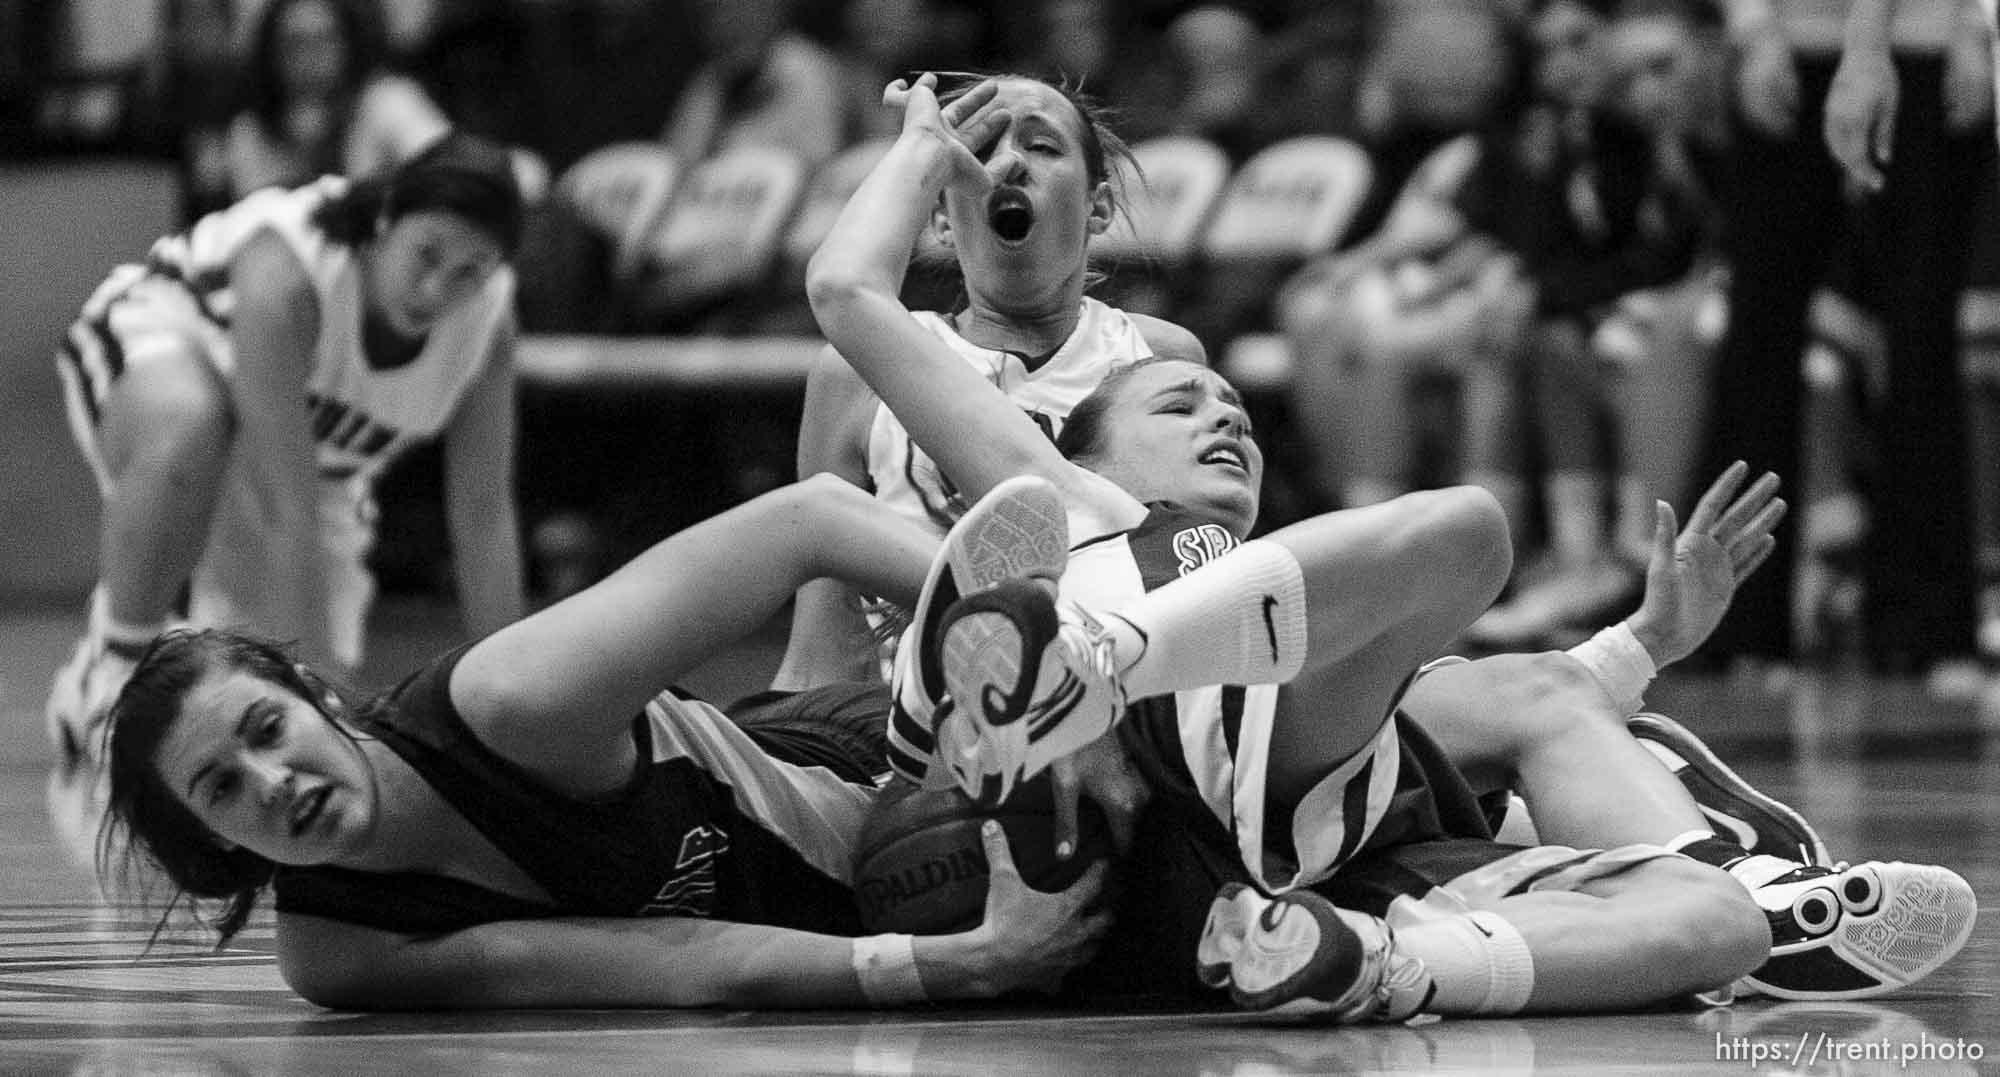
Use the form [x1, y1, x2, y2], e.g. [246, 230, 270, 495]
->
[852, 933, 927, 1005]
[1566, 622, 1657, 716]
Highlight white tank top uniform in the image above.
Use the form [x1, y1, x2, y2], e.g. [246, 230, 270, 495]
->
[57, 177, 515, 665]
[865, 296, 1153, 535]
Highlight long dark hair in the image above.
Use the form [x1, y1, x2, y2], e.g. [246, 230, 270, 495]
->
[242, 0, 387, 171]
[309, 131, 525, 255]
[101, 628, 355, 945]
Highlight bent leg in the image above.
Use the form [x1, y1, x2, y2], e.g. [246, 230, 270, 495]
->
[93, 339, 235, 631]
[1479, 854, 1768, 1011]
[1261, 487, 1514, 803]
[1401, 652, 1708, 847]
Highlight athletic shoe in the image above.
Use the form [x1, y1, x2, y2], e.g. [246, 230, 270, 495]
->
[44, 636, 136, 770]
[886, 476, 1071, 783]
[1629, 711, 1831, 867]
[1197, 883, 1434, 1022]
[933, 577, 1128, 804]
[1732, 855, 1979, 1000]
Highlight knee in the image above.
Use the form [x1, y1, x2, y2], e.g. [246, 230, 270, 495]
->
[1423, 485, 1514, 606]
[1633, 857, 1771, 989]
[101, 350, 234, 477]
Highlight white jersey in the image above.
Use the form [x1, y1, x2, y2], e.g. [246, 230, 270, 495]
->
[1058, 506, 1403, 895]
[140, 175, 516, 487]
[865, 297, 1153, 534]
[57, 177, 515, 666]
[886, 501, 1404, 896]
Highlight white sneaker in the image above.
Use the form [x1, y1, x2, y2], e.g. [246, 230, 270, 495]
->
[45, 637, 136, 769]
[1731, 855, 1979, 1000]
[1198, 883, 1434, 1022]
[933, 577, 1128, 804]
[886, 476, 1071, 783]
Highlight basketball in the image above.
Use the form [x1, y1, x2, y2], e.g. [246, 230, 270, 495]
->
[852, 773, 1114, 935]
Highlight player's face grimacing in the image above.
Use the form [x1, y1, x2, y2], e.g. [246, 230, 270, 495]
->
[1079, 360, 1263, 537]
[362, 209, 506, 338]
[937, 79, 1113, 306]
[154, 668, 379, 868]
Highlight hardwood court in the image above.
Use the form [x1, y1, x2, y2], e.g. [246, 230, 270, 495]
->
[1, 600, 1994, 1076]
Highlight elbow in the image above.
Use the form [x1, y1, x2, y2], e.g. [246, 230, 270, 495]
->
[280, 946, 389, 1011]
[804, 252, 870, 319]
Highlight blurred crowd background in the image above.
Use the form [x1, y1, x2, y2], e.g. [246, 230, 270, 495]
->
[5, 0, 2000, 683]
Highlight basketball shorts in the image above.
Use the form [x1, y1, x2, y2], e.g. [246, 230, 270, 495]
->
[1066, 711, 1678, 1005]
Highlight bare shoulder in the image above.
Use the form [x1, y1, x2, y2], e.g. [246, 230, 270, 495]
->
[1127, 313, 1208, 367]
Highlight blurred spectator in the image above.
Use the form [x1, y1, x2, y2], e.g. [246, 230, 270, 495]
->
[663, 0, 844, 169]
[1273, 0, 1530, 519]
[830, 0, 944, 145]
[224, 0, 451, 195]
[1470, 0, 1730, 646]
[1153, 5, 1268, 161]
[131, 0, 241, 219]
[1700, 0, 1993, 675]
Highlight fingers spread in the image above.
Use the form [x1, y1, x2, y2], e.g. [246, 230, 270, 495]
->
[940, 77, 999, 125]
[1686, 461, 1749, 533]
[1714, 470, 1782, 535]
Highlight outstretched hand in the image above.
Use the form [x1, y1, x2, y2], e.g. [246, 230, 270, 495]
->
[883, 73, 1012, 196]
[1627, 462, 1787, 667]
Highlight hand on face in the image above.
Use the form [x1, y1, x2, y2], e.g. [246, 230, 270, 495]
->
[884, 74, 1014, 197]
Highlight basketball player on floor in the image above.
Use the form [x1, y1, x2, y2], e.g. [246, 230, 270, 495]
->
[809, 73, 1977, 1019]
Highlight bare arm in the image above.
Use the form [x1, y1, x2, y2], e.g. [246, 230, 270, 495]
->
[228, 228, 334, 666]
[453, 475, 935, 783]
[277, 821, 1108, 1010]
[442, 315, 526, 639]
[805, 78, 1091, 507]
[772, 347, 898, 690]
[1826, 0, 1904, 191]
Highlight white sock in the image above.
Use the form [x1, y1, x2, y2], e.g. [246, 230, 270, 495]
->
[1544, 471, 1607, 567]
[1395, 910, 1536, 1015]
[1109, 539, 1309, 699]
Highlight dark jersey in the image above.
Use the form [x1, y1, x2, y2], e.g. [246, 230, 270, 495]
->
[274, 648, 879, 937]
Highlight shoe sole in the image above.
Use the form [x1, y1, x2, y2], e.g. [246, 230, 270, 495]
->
[1746, 862, 1979, 1000]
[1227, 890, 1367, 1011]
[1196, 882, 1259, 989]
[909, 476, 1070, 705]
[1629, 712, 1831, 866]
[938, 580, 1068, 801]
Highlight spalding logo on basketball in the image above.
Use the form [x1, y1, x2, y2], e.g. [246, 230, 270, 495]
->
[852, 773, 1114, 935]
